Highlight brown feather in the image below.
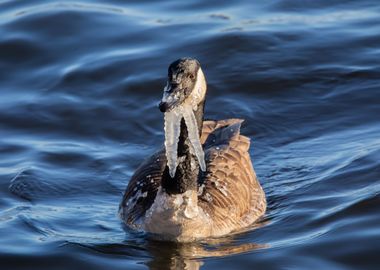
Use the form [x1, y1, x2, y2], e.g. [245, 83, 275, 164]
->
[120, 118, 266, 236]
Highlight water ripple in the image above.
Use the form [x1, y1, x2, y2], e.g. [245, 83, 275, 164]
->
[1, 0, 380, 269]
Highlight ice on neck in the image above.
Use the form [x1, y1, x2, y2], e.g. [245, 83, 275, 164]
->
[182, 104, 206, 171]
[164, 105, 206, 178]
[164, 107, 182, 178]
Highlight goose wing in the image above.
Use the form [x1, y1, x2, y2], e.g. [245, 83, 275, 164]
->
[120, 119, 265, 229]
[118, 119, 228, 226]
[119, 150, 166, 226]
[198, 119, 266, 233]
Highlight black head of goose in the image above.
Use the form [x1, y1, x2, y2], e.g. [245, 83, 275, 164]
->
[119, 57, 266, 242]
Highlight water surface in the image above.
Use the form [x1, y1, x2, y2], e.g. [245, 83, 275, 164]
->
[1, 1, 380, 269]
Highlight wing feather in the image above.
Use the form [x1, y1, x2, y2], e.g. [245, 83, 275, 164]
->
[120, 118, 266, 231]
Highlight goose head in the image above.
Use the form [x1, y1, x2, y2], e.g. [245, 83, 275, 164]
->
[158, 58, 207, 181]
[159, 57, 207, 113]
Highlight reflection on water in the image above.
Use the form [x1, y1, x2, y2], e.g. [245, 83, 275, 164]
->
[1, 0, 380, 269]
[146, 240, 265, 270]
[145, 221, 267, 269]
[80, 229, 267, 270]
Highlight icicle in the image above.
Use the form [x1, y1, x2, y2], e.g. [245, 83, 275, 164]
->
[182, 105, 206, 172]
[164, 103, 206, 177]
[164, 107, 182, 178]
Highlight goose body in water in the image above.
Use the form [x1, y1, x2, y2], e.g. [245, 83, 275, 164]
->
[119, 58, 266, 242]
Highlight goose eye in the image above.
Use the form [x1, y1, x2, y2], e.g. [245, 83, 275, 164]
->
[189, 74, 194, 80]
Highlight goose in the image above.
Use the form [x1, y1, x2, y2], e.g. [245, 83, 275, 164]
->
[119, 57, 266, 242]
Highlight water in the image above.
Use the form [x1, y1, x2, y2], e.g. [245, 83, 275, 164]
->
[1, 1, 379, 269]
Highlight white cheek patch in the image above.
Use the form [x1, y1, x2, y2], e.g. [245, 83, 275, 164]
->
[191, 68, 207, 109]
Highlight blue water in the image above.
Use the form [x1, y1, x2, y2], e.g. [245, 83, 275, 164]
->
[1, 1, 380, 269]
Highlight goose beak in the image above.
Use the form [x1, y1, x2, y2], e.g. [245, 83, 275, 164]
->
[158, 83, 185, 113]
[158, 100, 172, 112]
[158, 98, 181, 112]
